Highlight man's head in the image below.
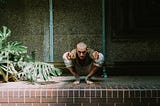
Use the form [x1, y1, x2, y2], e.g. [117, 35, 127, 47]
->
[76, 42, 87, 60]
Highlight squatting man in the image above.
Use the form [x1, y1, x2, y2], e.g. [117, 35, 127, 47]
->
[63, 42, 104, 85]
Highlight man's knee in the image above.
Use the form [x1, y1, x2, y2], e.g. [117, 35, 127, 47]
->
[94, 53, 104, 67]
[62, 52, 73, 67]
[62, 52, 68, 60]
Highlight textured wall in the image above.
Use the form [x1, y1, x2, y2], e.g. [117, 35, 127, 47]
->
[0, 0, 159, 64]
[53, 0, 102, 61]
[107, 40, 160, 64]
[0, 0, 102, 62]
[0, 0, 49, 61]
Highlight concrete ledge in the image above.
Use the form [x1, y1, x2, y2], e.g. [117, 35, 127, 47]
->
[51, 62, 160, 76]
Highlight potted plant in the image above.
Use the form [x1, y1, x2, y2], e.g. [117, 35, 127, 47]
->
[0, 26, 62, 82]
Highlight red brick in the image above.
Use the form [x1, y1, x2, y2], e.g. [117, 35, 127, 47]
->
[101, 90, 107, 98]
[83, 103, 98, 106]
[113, 91, 118, 98]
[74, 90, 79, 97]
[108, 98, 123, 103]
[149, 103, 160, 106]
[58, 97, 73, 103]
[13, 91, 19, 97]
[41, 90, 47, 97]
[19, 90, 25, 97]
[41, 97, 57, 103]
[25, 90, 30, 97]
[95, 90, 101, 97]
[124, 90, 129, 98]
[129, 91, 134, 98]
[80, 90, 84, 97]
[118, 91, 123, 98]
[35, 89, 41, 97]
[3, 91, 8, 97]
[152, 90, 158, 97]
[116, 103, 132, 106]
[134, 91, 140, 98]
[141, 91, 146, 98]
[57, 90, 62, 97]
[74, 98, 89, 103]
[0, 91, 3, 97]
[141, 98, 157, 103]
[25, 97, 40, 103]
[9, 97, 24, 103]
[1, 103, 16, 106]
[68, 90, 73, 97]
[107, 90, 113, 98]
[91, 90, 96, 97]
[145, 90, 151, 98]
[0, 98, 8, 103]
[157, 90, 160, 97]
[32, 103, 49, 106]
[17, 103, 33, 106]
[66, 103, 81, 106]
[91, 98, 106, 103]
[132, 103, 149, 106]
[50, 103, 65, 106]
[62, 90, 68, 97]
[47, 89, 52, 97]
[124, 98, 140, 103]
[99, 103, 114, 106]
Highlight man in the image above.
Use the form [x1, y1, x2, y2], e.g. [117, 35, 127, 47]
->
[63, 42, 104, 85]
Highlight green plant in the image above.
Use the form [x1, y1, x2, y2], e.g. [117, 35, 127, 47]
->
[17, 62, 62, 82]
[0, 26, 62, 82]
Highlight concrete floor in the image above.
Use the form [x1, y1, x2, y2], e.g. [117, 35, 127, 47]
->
[0, 76, 160, 89]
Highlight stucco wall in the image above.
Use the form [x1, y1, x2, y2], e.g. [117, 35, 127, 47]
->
[53, 0, 102, 61]
[0, 0, 102, 62]
[0, 0, 49, 61]
[0, 0, 160, 64]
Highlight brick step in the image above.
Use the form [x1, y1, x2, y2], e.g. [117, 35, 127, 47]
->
[0, 88, 159, 106]
[0, 76, 160, 106]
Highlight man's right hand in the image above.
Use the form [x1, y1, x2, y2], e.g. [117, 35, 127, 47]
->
[66, 52, 75, 60]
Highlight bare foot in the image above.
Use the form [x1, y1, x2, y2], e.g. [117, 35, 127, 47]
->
[86, 80, 94, 85]
[73, 80, 80, 85]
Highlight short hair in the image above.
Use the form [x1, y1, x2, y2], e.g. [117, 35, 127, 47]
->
[76, 42, 87, 49]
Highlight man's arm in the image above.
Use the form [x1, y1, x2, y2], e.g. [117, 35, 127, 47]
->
[88, 48, 99, 60]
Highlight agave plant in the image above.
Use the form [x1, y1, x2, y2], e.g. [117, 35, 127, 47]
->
[0, 26, 62, 82]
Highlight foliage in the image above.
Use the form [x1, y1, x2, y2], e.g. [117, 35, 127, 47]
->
[17, 62, 62, 82]
[0, 26, 62, 82]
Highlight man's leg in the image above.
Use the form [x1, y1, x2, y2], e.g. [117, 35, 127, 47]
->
[63, 52, 80, 84]
[67, 67, 80, 84]
[85, 65, 99, 84]
[86, 53, 104, 84]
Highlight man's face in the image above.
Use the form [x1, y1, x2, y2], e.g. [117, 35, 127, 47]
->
[76, 46, 87, 60]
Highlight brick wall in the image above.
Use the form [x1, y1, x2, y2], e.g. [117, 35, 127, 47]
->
[0, 88, 159, 106]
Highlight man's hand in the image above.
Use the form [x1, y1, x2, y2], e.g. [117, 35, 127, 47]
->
[66, 52, 75, 60]
[92, 51, 99, 60]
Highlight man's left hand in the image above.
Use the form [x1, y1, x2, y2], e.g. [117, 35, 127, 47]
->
[92, 51, 99, 60]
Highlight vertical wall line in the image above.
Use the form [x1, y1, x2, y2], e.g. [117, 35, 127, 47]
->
[102, 0, 107, 77]
[49, 0, 54, 62]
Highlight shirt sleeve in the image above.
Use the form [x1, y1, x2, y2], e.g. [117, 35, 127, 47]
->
[87, 48, 95, 60]
[70, 49, 77, 59]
